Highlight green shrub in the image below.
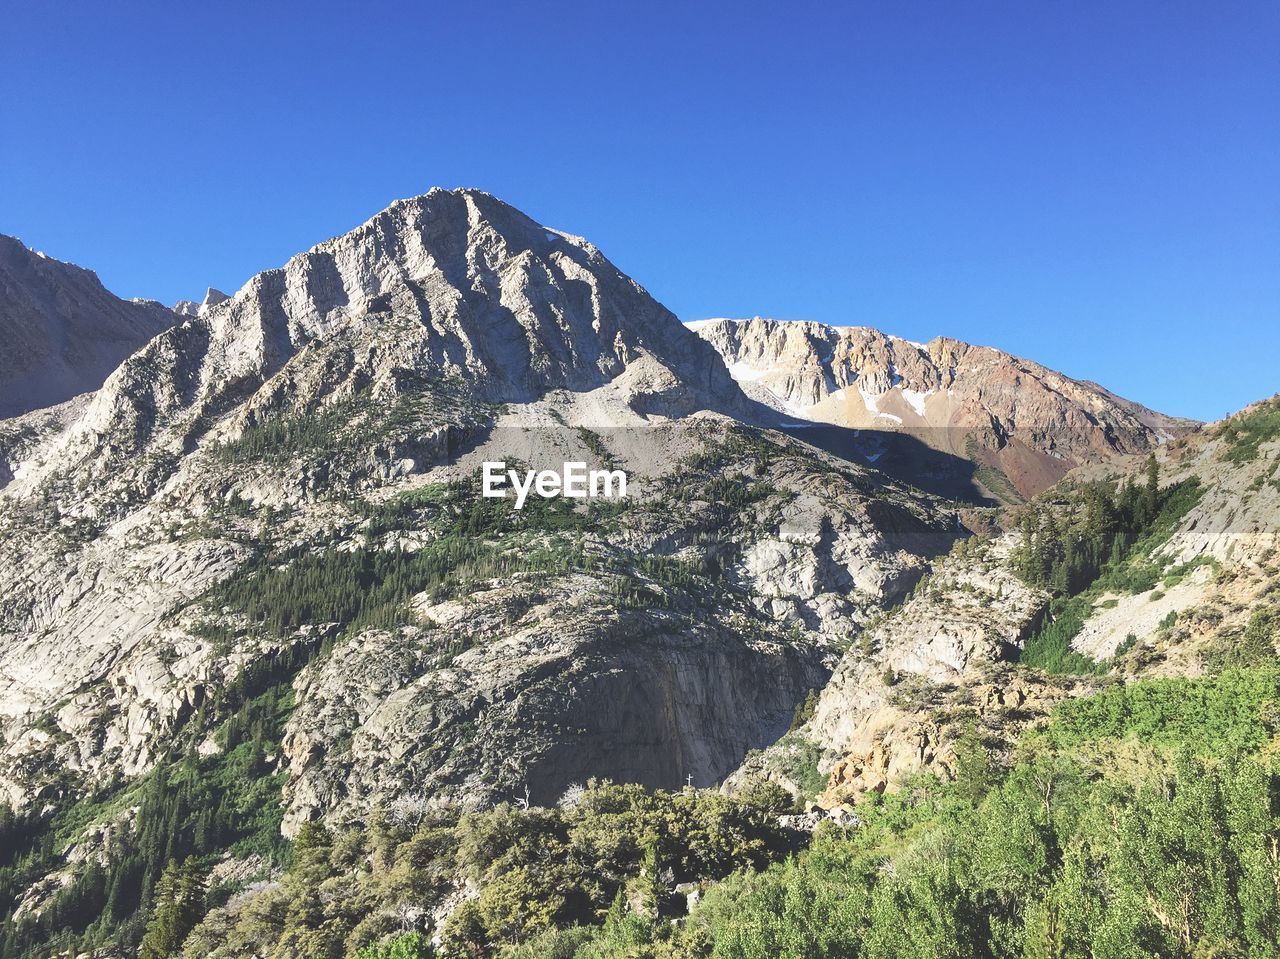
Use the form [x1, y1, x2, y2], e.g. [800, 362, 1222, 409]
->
[1220, 396, 1280, 463]
[352, 932, 434, 959]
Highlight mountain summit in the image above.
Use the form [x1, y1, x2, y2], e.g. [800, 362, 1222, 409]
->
[189, 186, 741, 406]
[1, 189, 752, 501]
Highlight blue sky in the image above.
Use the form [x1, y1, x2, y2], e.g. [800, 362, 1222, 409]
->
[1, 2, 1276, 421]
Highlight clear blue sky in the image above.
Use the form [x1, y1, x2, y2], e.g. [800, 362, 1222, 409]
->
[2, 2, 1276, 421]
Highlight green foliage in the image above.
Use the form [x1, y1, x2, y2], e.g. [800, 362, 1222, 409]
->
[1220, 396, 1280, 463]
[14, 660, 1280, 959]
[175, 781, 791, 959]
[210, 388, 487, 470]
[1018, 598, 1104, 675]
[951, 725, 994, 807]
[1208, 606, 1280, 671]
[0, 653, 301, 959]
[201, 486, 598, 643]
[1013, 464, 1200, 597]
[552, 669, 1280, 959]
[1044, 668, 1280, 755]
[770, 734, 828, 800]
[787, 689, 820, 733]
[1114, 632, 1138, 658]
[1014, 467, 1205, 675]
[352, 931, 435, 959]
[138, 859, 207, 959]
[1162, 554, 1219, 588]
[212, 401, 364, 464]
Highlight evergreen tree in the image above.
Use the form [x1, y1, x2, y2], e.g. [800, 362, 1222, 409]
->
[1141, 453, 1160, 523]
[137, 858, 205, 959]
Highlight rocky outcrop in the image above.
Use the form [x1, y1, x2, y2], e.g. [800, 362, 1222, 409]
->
[173, 287, 230, 318]
[281, 577, 829, 829]
[5, 190, 764, 509]
[272, 427, 954, 830]
[734, 398, 1280, 810]
[0, 189, 1270, 956]
[0, 235, 177, 417]
[1064, 396, 1280, 672]
[727, 535, 1064, 803]
[810, 543, 1056, 800]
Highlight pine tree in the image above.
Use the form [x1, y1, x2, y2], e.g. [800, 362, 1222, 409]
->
[636, 836, 664, 919]
[1141, 453, 1160, 523]
[137, 858, 205, 959]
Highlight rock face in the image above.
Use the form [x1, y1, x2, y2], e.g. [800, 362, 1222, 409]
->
[0, 235, 177, 417]
[691, 317, 1196, 501]
[273, 432, 954, 828]
[173, 287, 230, 318]
[1065, 396, 1280, 672]
[806, 540, 1060, 802]
[726, 535, 1070, 803]
[4, 190, 754, 503]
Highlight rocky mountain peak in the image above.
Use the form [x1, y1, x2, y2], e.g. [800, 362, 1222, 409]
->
[174, 288, 230, 318]
[3, 191, 751, 501]
[201, 286, 229, 310]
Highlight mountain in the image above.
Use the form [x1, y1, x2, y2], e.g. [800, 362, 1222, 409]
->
[2, 189, 751, 500]
[0, 235, 177, 418]
[173, 288, 230, 318]
[0, 189, 954, 847]
[0, 191, 1272, 959]
[691, 317, 1197, 502]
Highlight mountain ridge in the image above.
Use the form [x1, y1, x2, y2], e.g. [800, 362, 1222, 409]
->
[690, 315, 1197, 500]
[0, 235, 177, 418]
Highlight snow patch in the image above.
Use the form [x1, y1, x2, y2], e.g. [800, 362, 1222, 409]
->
[901, 389, 933, 417]
[727, 361, 772, 383]
[860, 388, 903, 424]
[890, 334, 928, 350]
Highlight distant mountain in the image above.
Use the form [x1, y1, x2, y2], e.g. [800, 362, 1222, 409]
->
[173, 287, 230, 318]
[691, 317, 1198, 501]
[0, 235, 176, 417]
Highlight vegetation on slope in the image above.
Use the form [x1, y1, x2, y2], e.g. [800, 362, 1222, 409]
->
[179, 781, 799, 959]
[0, 439, 811, 959]
[1011, 455, 1204, 673]
[10, 417, 1274, 959]
[1219, 395, 1280, 464]
[152, 667, 1279, 959]
[0, 649, 302, 959]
